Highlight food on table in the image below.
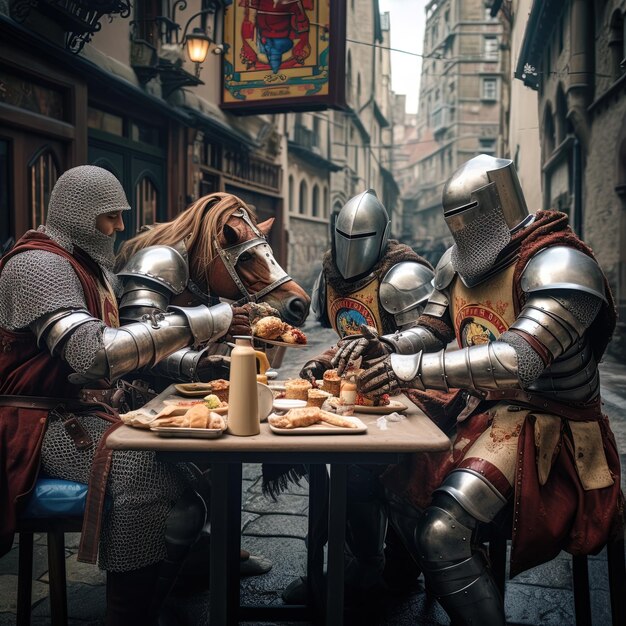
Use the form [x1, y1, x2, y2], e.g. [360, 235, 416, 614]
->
[246, 301, 280, 325]
[339, 378, 357, 406]
[268, 406, 358, 429]
[203, 394, 222, 409]
[355, 393, 390, 407]
[252, 314, 308, 345]
[155, 404, 226, 429]
[307, 388, 331, 408]
[280, 326, 307, 344]
[252, 315, 286, 340]
[284, 378, 312, 401]
[322, 369, 341, 397]
[162, 399, 205, 407]
[318, 410, 358, 429]
[205, 379, 230, 402]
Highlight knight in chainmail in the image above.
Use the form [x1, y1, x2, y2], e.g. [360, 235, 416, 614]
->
[0, 165, 236, 625]
[332, 155, 623, 626]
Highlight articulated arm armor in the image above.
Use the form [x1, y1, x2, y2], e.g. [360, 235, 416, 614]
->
[117, 244, 189, 321]
[380, 251, 452, 354]
[391, 247, 605, 397]
[32, 302, 232, 382]
[116, 243, 235, 382]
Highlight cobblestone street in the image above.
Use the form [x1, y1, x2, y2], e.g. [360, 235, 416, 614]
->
[1, 316, 625, 625]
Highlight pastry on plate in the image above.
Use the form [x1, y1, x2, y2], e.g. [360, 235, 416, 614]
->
[252, 316, 286, 340]
[284, 378, 312, 401]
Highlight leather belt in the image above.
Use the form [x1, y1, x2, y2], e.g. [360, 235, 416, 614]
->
[483, 389, 602, 421]
[0, 395, 88, 411]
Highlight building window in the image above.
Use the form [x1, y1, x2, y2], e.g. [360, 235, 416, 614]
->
[481, 77, 498, 100]
[479, 138, 496, 155]
[543, 103, 556, 158]
[28, 148, 59, 229]
[313, 116, 320, 149]
[298, 180, 308, 215]
[484, 37, 498, 61]
[135, 175, 158, 231]
[610, 10, 625, 80]
[323, 186, 329, 219]
[288, 175, 294, 213]
[312, 184, 320, 217]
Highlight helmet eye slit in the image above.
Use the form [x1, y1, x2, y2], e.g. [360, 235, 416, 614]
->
[336, 229, 377, 240]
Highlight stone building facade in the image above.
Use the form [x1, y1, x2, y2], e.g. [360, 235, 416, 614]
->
[284, 1, 398, 291]
[402, 0, 507, 263]
[516, 0, 626, 355]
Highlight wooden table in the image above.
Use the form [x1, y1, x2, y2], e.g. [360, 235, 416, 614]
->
[106, 393, 450, 625]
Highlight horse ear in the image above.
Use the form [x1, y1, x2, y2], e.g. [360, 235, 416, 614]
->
[222, 223, 239, 246]
[257, 217, 275, 237]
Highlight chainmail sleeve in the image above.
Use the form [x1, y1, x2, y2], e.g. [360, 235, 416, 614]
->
[0, 250, 87, 330]
[62, 320, 106, 375]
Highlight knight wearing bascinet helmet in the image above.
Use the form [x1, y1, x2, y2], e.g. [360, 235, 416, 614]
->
[282, 190, 436, 606]
[334, 154, 622, 625]
[0, 166, 239, 624]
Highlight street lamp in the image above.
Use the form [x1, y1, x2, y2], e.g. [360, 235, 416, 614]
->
[159, 0, 224, 78]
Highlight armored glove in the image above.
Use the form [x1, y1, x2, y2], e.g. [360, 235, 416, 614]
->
[226, 304, 253, 341]
[299, 360, 330, 382]
[332, 325, 392, 376]
[195, 354, 231, 382]
[357, 354, 403, 397]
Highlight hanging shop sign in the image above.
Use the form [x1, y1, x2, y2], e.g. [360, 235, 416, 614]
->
[221, 0, 346, 114]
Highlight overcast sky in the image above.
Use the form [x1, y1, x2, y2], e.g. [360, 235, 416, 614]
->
[378, 0, 429, 114]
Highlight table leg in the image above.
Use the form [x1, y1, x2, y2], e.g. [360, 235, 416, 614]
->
[209, 463, 242, 626]
[326, 463, 347, 626]
[307, 464, 328, 617]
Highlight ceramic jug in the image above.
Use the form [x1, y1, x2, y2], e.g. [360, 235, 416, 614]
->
[227, 336, 260, 436]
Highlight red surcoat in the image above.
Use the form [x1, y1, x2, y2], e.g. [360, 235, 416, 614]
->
[0, 231, 115, 556]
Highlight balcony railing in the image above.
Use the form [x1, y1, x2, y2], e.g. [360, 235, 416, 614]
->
[293, 124, 319, 153]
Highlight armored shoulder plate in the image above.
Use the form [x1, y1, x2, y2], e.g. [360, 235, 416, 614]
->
[380, 262, 435, 315]
[520, 246, 607, 303]
[117, 245, 189, 295]
[433, 246, 456, 290]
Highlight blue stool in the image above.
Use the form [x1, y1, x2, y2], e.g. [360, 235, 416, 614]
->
[17, 478, 88, 626]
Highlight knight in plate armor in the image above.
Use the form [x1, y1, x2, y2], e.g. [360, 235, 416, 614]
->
[0, 166, 237, 624]
[286, 190, 435, 605]
[334, 155, 623, 625]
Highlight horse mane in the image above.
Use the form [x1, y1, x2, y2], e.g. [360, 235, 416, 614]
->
[115, 192, 257, 288]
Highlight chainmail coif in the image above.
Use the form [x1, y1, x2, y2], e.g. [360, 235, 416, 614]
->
[43, 165, 130, 291]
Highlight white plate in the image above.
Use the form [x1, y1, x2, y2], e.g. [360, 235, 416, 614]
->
[253, 337, 309, 349]
[327, 397, 408, 415]
[273, 398, 307, 411]
[268, 414, 367, 435]
[150, 427, 224, 439]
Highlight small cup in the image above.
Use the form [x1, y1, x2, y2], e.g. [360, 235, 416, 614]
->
[257, 382, 274, 422]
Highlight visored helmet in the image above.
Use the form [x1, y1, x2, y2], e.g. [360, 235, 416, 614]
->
[333, 189, 391, 280]
[442, 154, 530, 286]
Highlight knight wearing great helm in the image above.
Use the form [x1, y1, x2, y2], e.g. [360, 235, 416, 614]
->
[334, 155, 623, 625]
[0, 166, 234, 624]
[281, 189, 435, 611]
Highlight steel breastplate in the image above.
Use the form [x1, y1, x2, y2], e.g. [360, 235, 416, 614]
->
[326, 276, 384, 339]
